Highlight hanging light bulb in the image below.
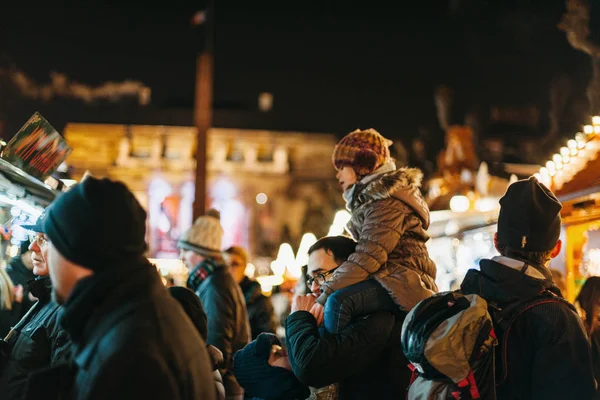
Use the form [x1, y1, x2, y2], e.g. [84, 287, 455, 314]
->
[595, 126, 600, 134]
[560, 147, 570, 163]
[584, 125, 594, 135]
[540, 167, 549, 177]
[576, 133, 587, 148]
[546, 160, 556, 175]
[553, 154, 562, 164]
[593, 116, 600, 126]
[568, 139, 577, 149]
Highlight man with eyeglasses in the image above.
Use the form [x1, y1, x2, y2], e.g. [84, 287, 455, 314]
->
[0, 214, 72, 400]
[285, 236, 412, 399]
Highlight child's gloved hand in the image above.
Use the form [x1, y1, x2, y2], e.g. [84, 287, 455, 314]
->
[309, 303, 324, 326]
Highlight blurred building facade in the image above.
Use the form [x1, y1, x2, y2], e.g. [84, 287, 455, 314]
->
[63, 123, 342, 261]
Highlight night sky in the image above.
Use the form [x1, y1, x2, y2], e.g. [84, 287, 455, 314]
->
[1, 1, 598, 147]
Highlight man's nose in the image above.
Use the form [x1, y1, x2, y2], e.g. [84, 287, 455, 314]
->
[311, 281, 320, 294]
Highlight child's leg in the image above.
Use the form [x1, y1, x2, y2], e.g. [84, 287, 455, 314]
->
[323, 279, 397, 334]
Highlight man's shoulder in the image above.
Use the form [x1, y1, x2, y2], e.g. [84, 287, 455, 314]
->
[200, 271, 242, 299]
[508, 296, 586, 344]
[92, 297, 201, 359]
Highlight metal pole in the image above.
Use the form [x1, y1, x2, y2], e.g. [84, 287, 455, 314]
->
[192, 1, 214, 221]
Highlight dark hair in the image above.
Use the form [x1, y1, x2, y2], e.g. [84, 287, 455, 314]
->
[497, 244, 554, 267]
[308, 236, 356, 264]
[168, 286, 208, 341]
[576, 277, 600, 335]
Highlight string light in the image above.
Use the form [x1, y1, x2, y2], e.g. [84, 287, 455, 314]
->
[546, 160, 556, 176]
[542, 118, 600, 191]
[576, 133, 587, 149]
[552, 154, 562, 164]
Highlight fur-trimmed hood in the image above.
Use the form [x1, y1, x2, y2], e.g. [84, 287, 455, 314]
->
[348, 167, 430, 228]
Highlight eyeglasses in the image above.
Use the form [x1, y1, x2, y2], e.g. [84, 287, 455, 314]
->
[28, 233, 49, 247]
[306, 267, 339, 286]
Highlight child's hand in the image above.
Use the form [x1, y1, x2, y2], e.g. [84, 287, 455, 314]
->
[309, 303, 324, 326]
[291, 294, 316, 313]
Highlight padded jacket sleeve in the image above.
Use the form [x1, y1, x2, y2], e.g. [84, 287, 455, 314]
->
[285, 310, 394, 388]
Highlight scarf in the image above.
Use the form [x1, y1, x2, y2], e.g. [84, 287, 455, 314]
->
[186, 257, 225, 292]
[343, 161, 397, 210]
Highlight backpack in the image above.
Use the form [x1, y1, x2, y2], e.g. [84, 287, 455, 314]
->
[401, 289, 570, 400]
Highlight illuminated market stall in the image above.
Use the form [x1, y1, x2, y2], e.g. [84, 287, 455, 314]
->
[534, 118, 600, 302]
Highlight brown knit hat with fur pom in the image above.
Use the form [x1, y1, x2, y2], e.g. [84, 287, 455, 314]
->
[332, 129, 393, 177]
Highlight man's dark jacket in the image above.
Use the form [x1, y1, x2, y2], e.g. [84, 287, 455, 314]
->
[461, 258, 597, 400]
[32, 260, 216, 400]
[193, 261, 250, 398]
[0, 277, 70, 400]
[285, 310, 411, 399]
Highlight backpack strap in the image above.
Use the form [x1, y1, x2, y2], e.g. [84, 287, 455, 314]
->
[453, 370, 481, 399]
[495, 291, 573, 386]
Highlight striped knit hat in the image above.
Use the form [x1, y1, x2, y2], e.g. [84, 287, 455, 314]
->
[178, 209, 224, 258]
[332, 128, 393, 177]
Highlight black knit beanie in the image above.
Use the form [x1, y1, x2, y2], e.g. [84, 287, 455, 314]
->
[497, 176, 562, 252]
[42, 177, 147, 270]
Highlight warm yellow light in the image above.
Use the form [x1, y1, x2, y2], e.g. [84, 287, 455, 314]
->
[584, 125, 594, 134]
[593, 116, 600, 126]
[576, 133, 587, 149]
[293, 233, 318, 277]
[552, 154, 562, 164]
[450, 195, 470, 213]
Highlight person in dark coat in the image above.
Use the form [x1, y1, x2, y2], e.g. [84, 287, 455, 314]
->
[5, 239, 36, 318]
[285, 236, 411, 399]
[0, 219, 71, 400]
[179, 209, 250, 400]
[460, 177, 596, 400]
[169, 286, 226, 400]
[233, 333, 310, 400]
[574, 277, 600, 386]
[224, 246, 277, 339]
[31, 177, 216, 400]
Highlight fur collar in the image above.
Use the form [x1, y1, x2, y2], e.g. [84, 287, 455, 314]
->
[348, 167, 430, 228]
[350, 167, 423, 207]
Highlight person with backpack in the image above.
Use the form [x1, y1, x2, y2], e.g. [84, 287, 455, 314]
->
[402, 176, 597, 399]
